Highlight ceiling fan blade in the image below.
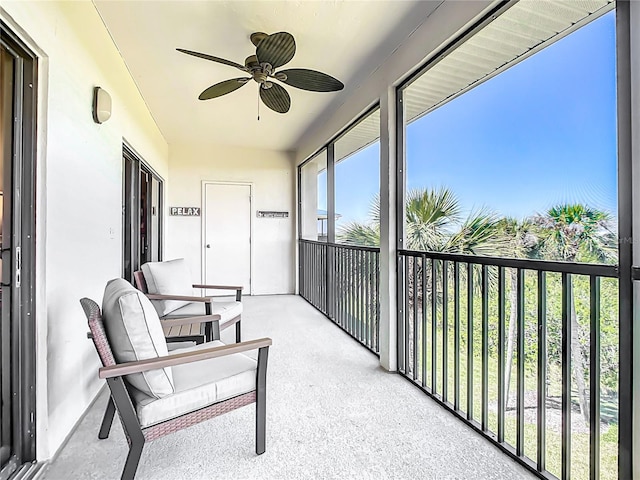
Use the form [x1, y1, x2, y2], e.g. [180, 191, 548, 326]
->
[259, 83, 291, 113]
[199, 78, 250, 100]
[255, 32, 296, 69]
[177, 48, 248, 72]
[277, 68, 344, 92]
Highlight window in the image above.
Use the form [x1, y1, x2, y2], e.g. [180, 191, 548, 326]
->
[335, 109, 381, 247]
[299, 149, 327, 241]
[397, 2, 618, 478]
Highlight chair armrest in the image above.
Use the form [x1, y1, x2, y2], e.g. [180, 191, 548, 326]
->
[192, 284, 243, 301]
[146, 294, 213, 302]
[161, 314, 221, 328]
[193, 284, 243, 291]
[99, 337, 272, 379]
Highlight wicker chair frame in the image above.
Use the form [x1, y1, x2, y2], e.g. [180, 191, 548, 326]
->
[80, 297, 270, 480]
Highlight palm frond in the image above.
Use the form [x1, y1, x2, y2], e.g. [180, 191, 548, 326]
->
[336, 222, 380, 247]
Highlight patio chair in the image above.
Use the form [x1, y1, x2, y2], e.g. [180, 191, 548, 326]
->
[81, 278, 271, 480]
[136, 258, 243, 343]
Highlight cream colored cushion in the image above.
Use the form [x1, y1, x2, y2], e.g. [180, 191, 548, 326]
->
[167, 301, 242, 323]
[133, 341, 257, 427]
[102, 278, 174, 399]
[142, 259, 193, 316]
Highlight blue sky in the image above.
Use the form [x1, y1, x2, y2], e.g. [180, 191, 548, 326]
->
[329, 10, 617, 227]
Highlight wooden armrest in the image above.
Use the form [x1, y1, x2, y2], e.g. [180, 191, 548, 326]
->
[219, 315, 241, 331]
[192, 284, 243, 291]
[160, 314, 221, 328]
[99, 337, 272, 379]
[146, 294, 212, 302]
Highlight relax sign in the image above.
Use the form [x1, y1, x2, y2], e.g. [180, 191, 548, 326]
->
[170, 207, 200, 216]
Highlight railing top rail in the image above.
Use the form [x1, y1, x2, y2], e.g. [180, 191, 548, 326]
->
[299, 238, 381, 253]
[398, 249, 619, 278]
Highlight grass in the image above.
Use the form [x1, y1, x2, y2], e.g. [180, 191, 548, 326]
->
[336, 282, 619, 479]
[401, 319, 618, 480]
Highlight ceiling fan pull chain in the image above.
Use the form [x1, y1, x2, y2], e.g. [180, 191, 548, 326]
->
[257, 86, 260, 121]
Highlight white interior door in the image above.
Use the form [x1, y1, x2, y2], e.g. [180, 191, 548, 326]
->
[204, 183, 251, 295]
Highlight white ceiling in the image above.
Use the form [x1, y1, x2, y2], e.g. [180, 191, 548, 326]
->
[93, 0, 440, 151]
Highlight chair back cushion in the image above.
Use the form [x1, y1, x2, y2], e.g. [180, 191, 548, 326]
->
[102, 278, 174, 398]
[141, 259, 193, 315]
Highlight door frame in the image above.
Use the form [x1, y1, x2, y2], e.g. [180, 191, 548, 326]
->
[201, 181, 253, 295]
[0, 20, 37, 478]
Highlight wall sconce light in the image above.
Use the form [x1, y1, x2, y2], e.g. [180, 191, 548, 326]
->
[92, 86, 112, 124]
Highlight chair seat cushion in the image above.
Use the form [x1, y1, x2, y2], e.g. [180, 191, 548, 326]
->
[133, 341, 257, 427]
[165, 300, 242, 323]
[102, 278, 174, 399]
[142, 259, 194, 316]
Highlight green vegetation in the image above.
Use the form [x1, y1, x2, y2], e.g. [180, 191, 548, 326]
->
[337, 187, 619, 480]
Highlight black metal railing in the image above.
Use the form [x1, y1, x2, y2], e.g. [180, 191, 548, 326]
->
[299, 239, 380, 354]
[397, 249, 619, 480]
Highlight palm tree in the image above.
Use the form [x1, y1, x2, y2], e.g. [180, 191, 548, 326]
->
[337, 187, 506, 254]
[498, 218, 540, 409]
[534, 204, 616, 424]
[337, 187, 506, 377]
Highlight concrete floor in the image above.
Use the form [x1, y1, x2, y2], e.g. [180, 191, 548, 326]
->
[43, 295, 535, 480]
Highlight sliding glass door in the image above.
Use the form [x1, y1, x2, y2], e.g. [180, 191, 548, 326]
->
[123, 146, 162, 283]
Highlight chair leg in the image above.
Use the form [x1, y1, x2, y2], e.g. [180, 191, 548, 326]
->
[235, 319, 241, 343]
[121, 438, 145, 480]
[107, 377, 146, 480]
[98, 397, 116, 439]
[255, 346, 269, 455]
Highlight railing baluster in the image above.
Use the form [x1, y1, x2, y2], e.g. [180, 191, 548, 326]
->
[517, 268, 525, 456]
[498, 266, 506, 443]
[454, 262, 460, 411]
[432, 259, 438, 393]
[321, 245, 325, 313]
[561, 272, 572, 480]
[537, 271, 547, 472]
[422, 255, 428, 387]
[442, 260, 449, 403]
[356, 249, 361, 341]
[323, 245, 327, 314]
[467, 262, 474, 420]
[310, 243, 314, 306]
[589, 275, 600, 480]
[360, 249, 365, 342]
[368, 250, 373, 348]
[365, 250, 371, 349]
[398, 254, 405, 373]
[348, 248, 353, 336]
[298, 242, 307, 299]
[375, 251, 380, 353]
[405, 256, 410, 374]
[413, 255, 419, 380]
[482, 264, 489, 431]
[312, 243, 317, 307]
[338, 247, 343, 328]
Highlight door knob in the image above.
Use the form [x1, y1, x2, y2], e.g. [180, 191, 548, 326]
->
[206, 244, 211, 248]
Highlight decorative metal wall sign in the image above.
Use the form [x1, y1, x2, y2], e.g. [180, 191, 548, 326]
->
[257, 211, 288, 218]
[170, 207, 200, 216]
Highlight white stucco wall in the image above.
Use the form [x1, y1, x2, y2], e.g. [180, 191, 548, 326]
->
[1, 1, 169, 460]
[166, 143, 295, 295]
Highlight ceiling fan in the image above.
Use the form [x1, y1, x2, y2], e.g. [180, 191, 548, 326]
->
[177, 31, 344, 116]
